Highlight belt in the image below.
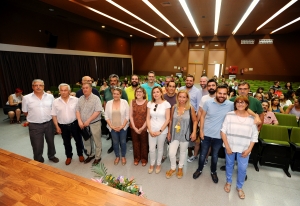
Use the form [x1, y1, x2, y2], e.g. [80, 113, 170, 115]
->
[59, 120, 78, 126]
[90, 119, 100, 124]
[31, 120, 51, 125]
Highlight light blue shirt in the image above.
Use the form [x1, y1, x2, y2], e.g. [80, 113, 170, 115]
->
[141, 83, 161, 101]
[202, 98, 234, 139]
[179, 86, 201, 112]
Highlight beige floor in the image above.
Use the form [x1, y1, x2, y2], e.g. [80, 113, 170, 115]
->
[1, 108, 300, 206]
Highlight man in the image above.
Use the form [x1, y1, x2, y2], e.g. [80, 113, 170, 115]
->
[254, 93, 263, 102]
[162, 76, 172, 94]
[188, 79, 217, 163]
[76, 76, 100, 98]
[262, 101, 278, 125]
[22, 79, 59, 163]
[51, 83, 84, 165]
[141, 71, 161, 101]
[199, 76, 209, 97]
[76, 83, 103, 166]
[193, 85, 234, 183]
[103, 74, 128, 154]
[125, 74, 140, 104]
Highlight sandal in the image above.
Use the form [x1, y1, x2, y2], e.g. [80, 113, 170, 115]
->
[16, 120, 21, 124]
[114, 157, 120, 165]
[236, 188, 245, 199]
[224, 183, 231, 193]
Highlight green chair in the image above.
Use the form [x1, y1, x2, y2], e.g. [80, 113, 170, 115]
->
[290, 127, 300, 171]
[274, 113, 298, 127]
[72, 88, 81, 93]
[259, 124, 291, 177]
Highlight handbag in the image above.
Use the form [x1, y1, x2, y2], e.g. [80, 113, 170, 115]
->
[187, 108, 200, 141]
[80, 126, 92, 141]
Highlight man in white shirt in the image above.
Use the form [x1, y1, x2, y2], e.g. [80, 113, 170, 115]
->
[51, 83, 84, 165]
[22, 79, 59, 163]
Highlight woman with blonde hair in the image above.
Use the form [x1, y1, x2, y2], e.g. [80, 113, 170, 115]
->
[146, 86, 171, 174]
[166, 90, 197, 179]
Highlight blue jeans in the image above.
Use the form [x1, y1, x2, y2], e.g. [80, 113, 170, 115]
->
[225, 151, 249, 189]
[111, 129, 127, 158]
[197, 136, 223, 173]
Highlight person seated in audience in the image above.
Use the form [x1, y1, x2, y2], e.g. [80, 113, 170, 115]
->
[270, 81, 281, 91]
[123, 77, 128, 85]
[261, 101, 278, 125]
[279, 93, 292, 108]
[228, 78, 235, 87]
[91, 78, 97, 87]
[255, 87, 264, 96]
[75, 79, 82, 86]
[269, 88, 276, 97]
[254, 93, 263, 102]
[46, 90, 53, 95]
[285, 98, 300, 121]
[227, 87, 236, 99]
[270, 97, 284, 113]
[232, 81, 238, 90]
[4, 88, 23, 124]
[287, 90, 297, 103]
[263, 92, 272, 102]
[70, 92, 76, 97]
[100, 81, 108, 91]
[284, 82, 293, 91]
[176, 82, 181, 91]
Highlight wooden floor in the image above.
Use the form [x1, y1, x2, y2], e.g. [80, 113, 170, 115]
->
[0, 149, 164, 206]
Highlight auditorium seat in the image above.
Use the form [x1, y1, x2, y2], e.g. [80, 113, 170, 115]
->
[274, 113, 298, 127]
[290, 127, 300, 171]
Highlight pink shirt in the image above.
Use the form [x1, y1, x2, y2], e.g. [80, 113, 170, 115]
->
[263, 111, 278, 125]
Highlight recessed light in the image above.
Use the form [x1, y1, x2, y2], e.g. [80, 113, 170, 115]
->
[102, 25, 105, 28]
[49, 8, 54, 12]
[195, 44, 199, 46]
[130, 35, 132, 37]
[215, 44, 218, 46]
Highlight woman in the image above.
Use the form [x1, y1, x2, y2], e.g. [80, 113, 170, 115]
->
[4, 88, 23, 124]
[129, 86, 148, 166]
[227, 87, 236, 99]
[166, 90, 197, 179]
[100, 81, 108, 91]
[270, 97, 284, 113]
[105, 87, 129, 165]
[279, 93, 292, 107]
[221, 96, 258, 199]
[284, 82, 293, 91]
[256, 87, 264, 95]
[146, 86, 170, 174]
[285, 98, 300, 120]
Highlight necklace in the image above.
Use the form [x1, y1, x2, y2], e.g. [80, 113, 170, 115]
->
[175, 107, 185, 133]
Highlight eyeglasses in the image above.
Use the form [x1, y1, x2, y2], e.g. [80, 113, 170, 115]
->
[236, 101, 246, 105]
[154, 104, 158, 112]
[33, 84, 44, 87]
[136, 90, 143, 93]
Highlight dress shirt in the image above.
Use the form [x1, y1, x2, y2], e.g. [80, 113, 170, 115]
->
[76, 93, 103, 123]
[51, 96, 78, 124]
[22, 92, 54, 123]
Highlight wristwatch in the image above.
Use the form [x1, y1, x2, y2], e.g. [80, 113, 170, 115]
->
[159, 129, 162, 132]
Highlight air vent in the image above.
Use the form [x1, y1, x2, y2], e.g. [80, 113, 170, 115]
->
[161, 2, 172, 7]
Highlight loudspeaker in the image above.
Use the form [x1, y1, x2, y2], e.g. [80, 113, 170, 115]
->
[47, 34, 58, 48]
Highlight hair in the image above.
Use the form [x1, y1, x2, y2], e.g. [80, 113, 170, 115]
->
[165, 76, 172, 81]
[280, 93, 288, 101]
[134, 86, 146, 100]
[82, 76, 91, 81]
[112, 87, 122, 94]
[284, 82, 293, 90]
[176, 90, 191, 110]
[151, 86, 164, 102]
[70, 92, 76, 97]
[186, 74, 195, 81]
[274, 81, 279, 85]
[200, 76, 209, 81]
[262, 100, 270, 108]
[238, 81, 250, 89]
[207, 79, 218, 86]
[256, 87, 264, 93]
[148, 71, 155, 76]
[166, 81, 176, 87]
[264, 92, 273, 100]
[58, 83, 71, 91]
[176, 82, 182, 88]
[271, 97, 280, 106]
[15, 88, 23, 93]
[254, 93, 262, 98]
[216, 85, 228, 93]
[32, 79, 44, 85]
[82, 83, 92, 88]
[269, 88, 275, 93]
[234, 96, 249, 111]
[109, 74, 119, 82]
[131, 74, 139, 80]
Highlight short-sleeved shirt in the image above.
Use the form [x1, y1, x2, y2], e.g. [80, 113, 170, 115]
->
[141, 83, 161, 101]
[125, 86, 135, 104]
[22, 92, 54, 123]
[263, 112, 278, 125]
[230, 96, 263, 114]
[163, 94, 176, 107]
[76, 88, 100, 98]
[51, 96, 78, 124]
[76, 93, 103, 123]
[147, 101, 171, 134]
[202, 98, 234, 139]
[103, 87, 128, 102]
[179, 86, 201, 113]
[199, 94, 214, 109]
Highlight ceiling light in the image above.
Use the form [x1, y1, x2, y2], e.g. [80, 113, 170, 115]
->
[166, 41, 177, 46]
[270, 17, 300, 34]
[143, 0, 184, 37]
[130, 35, 133, 37]
[179, 0, 200, 36]
[214, 0, 222, 35]
[154, 42, 164, 46]
[257, 0, 298, 31]
[69, 0, 156, 38]
[102, 25, 105, 28]
[49, 8, 54, 11]
[232, 0, 259, 35]
[195, 44, 199, 46]
[107, 0, 169, 37]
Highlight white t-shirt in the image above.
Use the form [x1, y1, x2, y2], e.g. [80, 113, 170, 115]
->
[147, 101, 171, 134]
[199, 94, 214, 109]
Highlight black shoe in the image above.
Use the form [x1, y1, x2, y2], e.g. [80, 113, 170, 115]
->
[245, 175, 247, 181]
[193, 170, 202, 179]
[83, 149, 88, 156]
[84, 155, 95, 164]
[49, 157, 59, 163]
[211, 172, 218, 183]
[220, 165, 226, 171]
[92, 158, 101, 166]
[161, 157, 167, 163]
[106, 136, 111, 140]
[107, 147, 113, 154]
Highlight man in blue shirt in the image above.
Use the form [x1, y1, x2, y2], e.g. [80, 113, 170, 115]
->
[141, 71, 160, 101]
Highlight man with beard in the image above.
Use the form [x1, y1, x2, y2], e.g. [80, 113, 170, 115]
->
[104, 74, 128, 154]
[141, 71, 161, 101]
[188, 79, 217, 163]
[125, 74, 140, 104]
[262, 101, 278, 125]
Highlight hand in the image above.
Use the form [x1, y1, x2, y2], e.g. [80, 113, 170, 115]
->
[167, 133, 171, 142]
[78, 121, 84, 129]
[242, 149, 251, 157]
[225, 147, 233, 155]
[149, 131, 157, 137]
[134, 127, 140, 134]
[114, 126, 123, 132]
[153, 131, 161, 137]
[56, 127, 62, 134]
[190, 132, 196, 142]
[254, 115, 261, 125]
[200, 130, 204, 140]
[83, 120, 90, 127]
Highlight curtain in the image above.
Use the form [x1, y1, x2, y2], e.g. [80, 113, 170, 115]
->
[122, 58, 132, 76]
[95, 57, 123, 80]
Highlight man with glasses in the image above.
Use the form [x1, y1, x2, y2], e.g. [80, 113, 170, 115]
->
[141, 71, 161, 101]
[22, 79, 59, 163]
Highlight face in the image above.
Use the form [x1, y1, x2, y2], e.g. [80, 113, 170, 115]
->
[165, 77, 171, 85]
[185, 77, 194, 88]
[82, 84, 92, 96]
[82, 76, 92, 84]
[279, 94, 284, 99]
[259, 89, 263, 93]
[273, 99, 279, 105]
[177, 92, 188, 105]
[15, 92, 22, 97]
[269, 89, 274, 94]
[131, 75, 139, 87]
[32, 81, 44, 94]
[148, 73, 155, 83]
[207, 82, 217, 95]
[236, 100, 248, 111]
[287, 82, 290, 87]
[255, 94, 262, 101]
[152, 88, 162, 100]
[264, 93, 269, 100]
[262, 102, 269, 112]
[135, 89, 144, 99]
[238, 84, 250, 96]
[215, 88, 227, 103]
[59, 85, 70, 98]
[200, 77, 208, 89]
[113, 90, 121, 100]
[294, 99, 299, 107]
[103, 82, 107, 86]
[166, 82, 176, 95]
[110, 77, 118, 87]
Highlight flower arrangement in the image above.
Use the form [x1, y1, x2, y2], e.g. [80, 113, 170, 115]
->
[91, 163, 145, 197]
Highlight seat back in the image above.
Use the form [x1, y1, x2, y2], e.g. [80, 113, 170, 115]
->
[274, 113, 298, 127]
[290, 127, 300, 144]
[260, 124, 290, 143]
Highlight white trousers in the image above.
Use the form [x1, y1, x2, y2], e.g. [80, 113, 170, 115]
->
[169, 140, 189, 170]
[148, 133, 167, 166]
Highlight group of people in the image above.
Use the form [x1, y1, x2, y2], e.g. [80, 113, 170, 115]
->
[7, 72, 300, 200]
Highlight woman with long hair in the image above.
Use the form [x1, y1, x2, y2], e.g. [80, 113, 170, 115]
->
[279, 93, 292, 107]
[284, 82, 293, 91]
[166, 90, 197, 179]
[129, 86, 148, 166]
[146, 86, 171, 174]
[270, 97, 284, 113]
[221, 96, 258, 199]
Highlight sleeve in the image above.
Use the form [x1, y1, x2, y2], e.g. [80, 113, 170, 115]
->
[22, 96, 28, 113]
[202, 99, 209, 112]
[104, 101, 110, 120]
[122, 90, 128, 102]
[124, 101, 130, 120]
[94, 96, 103, 112]
[147, 101, 152, 109]
[165, 101, 171, 109]
[196, 89, 201, 110]
[251, 123, 259, 143]
[51, 100, 57, 116]
[199, 96, 205, 108]
[220, 114, 229, 134]
[75, 98, 81, 112]
[256, 100, 263, 114]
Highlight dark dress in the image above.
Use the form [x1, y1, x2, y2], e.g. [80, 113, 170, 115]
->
[130, 100, 148, 164]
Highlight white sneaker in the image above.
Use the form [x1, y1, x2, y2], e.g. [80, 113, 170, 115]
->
[187, 156, 197, 163]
